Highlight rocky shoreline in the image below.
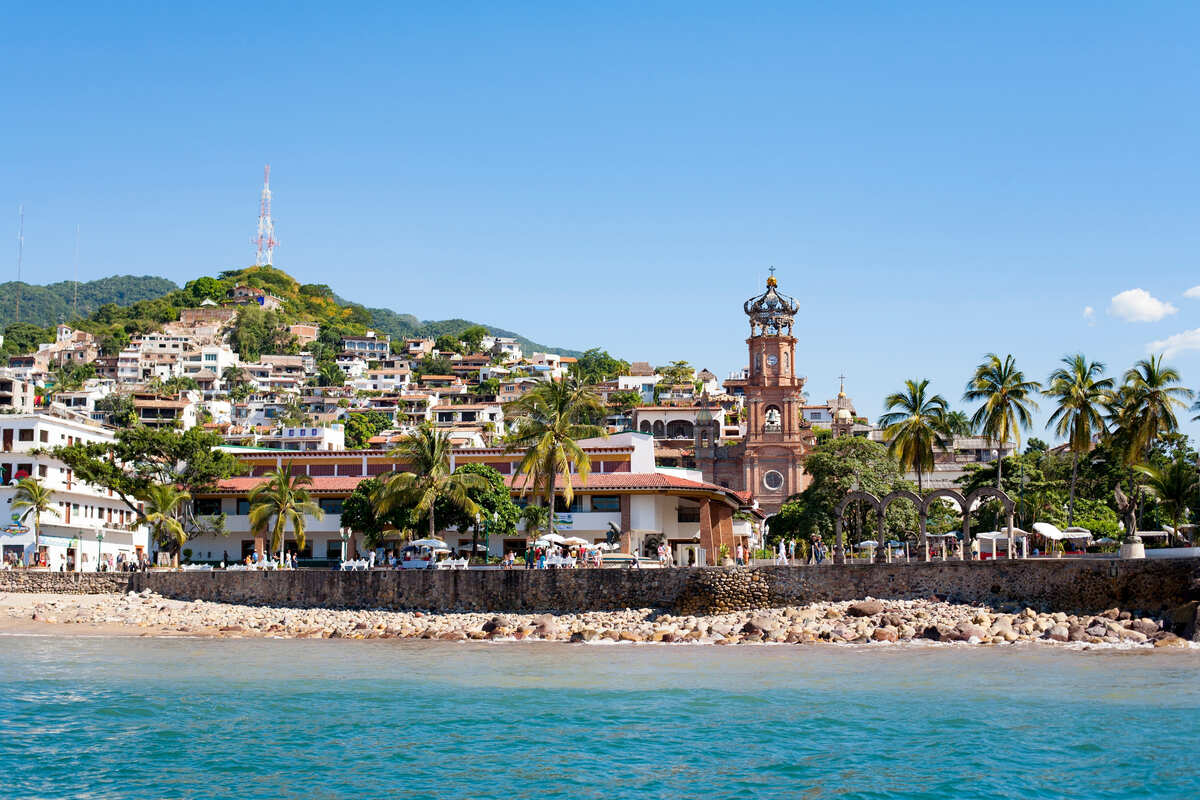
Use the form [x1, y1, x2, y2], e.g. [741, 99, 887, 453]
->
[3, 591, 1198, 648]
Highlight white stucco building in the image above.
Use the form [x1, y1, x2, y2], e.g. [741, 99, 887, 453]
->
[0, 413, 150, 570]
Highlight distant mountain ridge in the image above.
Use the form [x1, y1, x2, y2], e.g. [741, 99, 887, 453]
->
[346, 300, 581, 358]
[0, 275, 179, 328]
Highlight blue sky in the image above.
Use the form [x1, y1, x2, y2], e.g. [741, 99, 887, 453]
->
[4, 3, 1200, 438]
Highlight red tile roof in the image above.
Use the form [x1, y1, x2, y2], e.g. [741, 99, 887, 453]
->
[503, 471, 740, 497]
[210, 476, 369, 494]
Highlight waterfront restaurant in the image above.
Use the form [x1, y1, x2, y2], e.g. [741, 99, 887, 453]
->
[187, 433, 757, 566]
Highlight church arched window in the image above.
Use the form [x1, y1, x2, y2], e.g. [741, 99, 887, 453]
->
[763, 405, 782, 433]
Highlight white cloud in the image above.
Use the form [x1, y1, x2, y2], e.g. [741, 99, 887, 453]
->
[1184, 285, 1200, 299]
[1083, 306, 1095, 326]
[1109, 288, 1177, 322]
[1147, 328, 1200, 358]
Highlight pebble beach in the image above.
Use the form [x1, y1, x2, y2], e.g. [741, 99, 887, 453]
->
[3, 590, 1194, 648]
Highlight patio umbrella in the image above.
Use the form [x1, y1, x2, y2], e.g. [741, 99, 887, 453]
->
[540, 533, 567, 544]
[409, 538, 448, 549]
[1095, 537, 1117, 545]
[856, 540, 879, 549]
[561, 536, 589, 546]
[1032, 522, 1064, 539]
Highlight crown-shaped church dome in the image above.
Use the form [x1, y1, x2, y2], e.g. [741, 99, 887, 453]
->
[744, 273, 799, 336]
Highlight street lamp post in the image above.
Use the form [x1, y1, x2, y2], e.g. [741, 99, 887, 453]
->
[70, 537, 78, 573]
[96, 532, 104, 572]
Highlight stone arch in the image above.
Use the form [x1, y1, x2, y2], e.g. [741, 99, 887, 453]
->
[964, 487, 1016, 561]
[639, 420, 652, 435]
[666, 420, 694, 439]
[763, 404, 782, 432]
[881, 489, 922, 563]
[652, 420, 664, 438]
[834, 490, 883, 565]
[920, 489, 967, 562]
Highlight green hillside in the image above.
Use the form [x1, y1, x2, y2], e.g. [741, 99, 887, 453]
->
[0, 266, 581, 361]
[0, 275, 179, 329]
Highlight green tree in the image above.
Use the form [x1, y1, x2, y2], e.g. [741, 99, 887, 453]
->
[434, 463, 519, 560]
[1119, 355, 1192, 461]
[341, 477, 414, 548]
[574, 348, 630, 383]
[504, 379, 606, 538]
[248, 461, 324, 563]
[942, 410, 973, 437]
[607, 390, 642, 416]
[1134, 457, 1198, 545]
[344, 410, 391, 449]
[52, 427, 240, 521]
[964, 353, 1041, 486]
[374, 426, 486, 542]
[140, 483, 191, 567]
[1044, 354, 1113, 524]
[94, 391, 137, 427]
[878, 378, 949, 494]
[459, 325, 489, 353]
[316, 360, 345, 387]
[767, 436, 917, 546]
[655, 360, 694, 386]
[12, 477, 59, 564]
[434, 334, 462, 354]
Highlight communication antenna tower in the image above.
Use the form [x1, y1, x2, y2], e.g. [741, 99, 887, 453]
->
[253, 165, 278, 266]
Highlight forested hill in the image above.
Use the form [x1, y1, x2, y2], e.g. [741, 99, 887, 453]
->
[0, 276, 178, 328]
[351, 303, 581, 358]
[0, 266, 581, 359]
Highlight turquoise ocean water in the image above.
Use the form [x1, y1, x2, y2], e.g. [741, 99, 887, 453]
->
[1, 637, 1197, 800]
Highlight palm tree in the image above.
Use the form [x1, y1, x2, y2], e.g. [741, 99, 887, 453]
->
[941, 410, 973, 438]
[1044, 354, 1113, 524]
[1134, 459, 1198, 546]
[504, 379, 607, 538]
[374, 426, 485, 542]
[1120, 355, 1192, 460]
[248, 461, 324, 563]
[12, 477, 59, 567]
[878, 379, 949, 494]
[140, 482, 190, 567]
[964, 354, 1041, 487]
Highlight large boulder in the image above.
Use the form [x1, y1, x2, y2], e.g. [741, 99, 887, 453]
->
[848, 599, 884, 617]
[1045, 625, 1070, 643]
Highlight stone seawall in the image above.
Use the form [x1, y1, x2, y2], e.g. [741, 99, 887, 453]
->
[0, 571, 134, 594]
[121, 557, 1200, 614]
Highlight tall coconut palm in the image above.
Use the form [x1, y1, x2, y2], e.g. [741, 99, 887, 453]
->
[1044, 354, 1113, 524]
[1134, 459, 1198, 546]
[964, 354, 1041, 487]
[248, 461, 324, 563]
[1120, 355, 1192, 459]
[140, 482, 191, 567]
[504, 379, 607, 538]
[941, 410, 974, 439]
[12, 477, 59, 567]
[877, 379, 949, 495]
[374, 426, 485, 542]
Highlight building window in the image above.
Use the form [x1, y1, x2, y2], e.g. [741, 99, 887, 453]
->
[38, 465, 47, 478]
[763, 470, 785, 491]
[17, 429, 32, 442]
[39, 430, 48, 443]
[677, 505, 701, 523]
[236, 499, 250, 516]
[554, 496, 583, 513]
[318, 498, 344, 514]
[590, 496, 620, 512]
[194, 498, 222, 516]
